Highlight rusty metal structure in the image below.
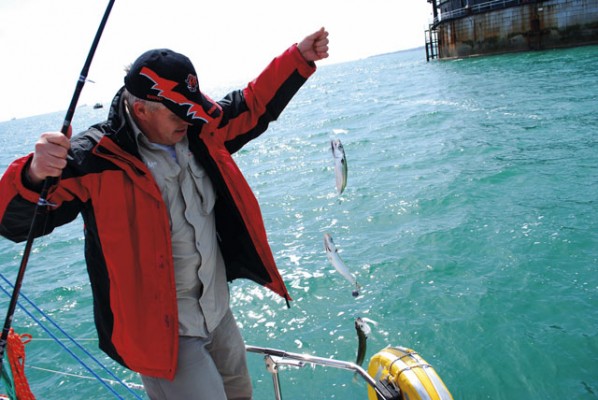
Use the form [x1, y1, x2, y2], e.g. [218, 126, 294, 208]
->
[425, 0, 598, 61]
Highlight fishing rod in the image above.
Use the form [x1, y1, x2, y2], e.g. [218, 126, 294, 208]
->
[0, 0, 116, 365]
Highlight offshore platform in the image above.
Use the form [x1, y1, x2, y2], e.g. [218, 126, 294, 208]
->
[425, 0, 598, 60]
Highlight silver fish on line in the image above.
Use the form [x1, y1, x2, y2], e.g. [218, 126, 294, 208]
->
[354, 316, 372, 366]
[323, 233, 360, 297]
[330, 139, 348, 195]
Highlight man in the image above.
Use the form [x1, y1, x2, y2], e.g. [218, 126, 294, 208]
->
[0, 27, 329, 399]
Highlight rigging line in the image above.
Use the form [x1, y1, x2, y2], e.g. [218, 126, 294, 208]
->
[0, 273, 144, 398]
[27, 365, 144, 391]
[0, 286, 121, 399]
[0, 281, 126, 400]
[28, 338, 98, 341]
[0, 275, 143, 400]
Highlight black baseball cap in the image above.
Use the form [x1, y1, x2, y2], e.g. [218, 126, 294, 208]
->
[124, 48, 221, 125]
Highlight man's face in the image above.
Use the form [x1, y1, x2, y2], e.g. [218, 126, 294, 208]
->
[134, 102, 191, 145]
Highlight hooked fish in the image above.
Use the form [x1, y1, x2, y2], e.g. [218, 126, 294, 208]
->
[330, 139, 348, 195]
[354, 317, 372, 366]
[323, 233, 360, 297]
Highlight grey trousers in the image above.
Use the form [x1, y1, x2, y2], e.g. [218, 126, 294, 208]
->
[140, 309, 252, 400]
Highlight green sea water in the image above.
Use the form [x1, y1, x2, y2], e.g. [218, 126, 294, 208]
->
[0, 45, 597, 399]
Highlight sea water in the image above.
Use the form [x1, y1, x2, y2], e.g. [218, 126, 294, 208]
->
[0, 45, 597, 399]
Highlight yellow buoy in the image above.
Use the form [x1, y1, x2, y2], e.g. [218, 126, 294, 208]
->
[367, 346, 453, 400]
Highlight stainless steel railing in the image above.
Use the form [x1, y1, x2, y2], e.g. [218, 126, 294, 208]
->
[246, 345, 395, 400]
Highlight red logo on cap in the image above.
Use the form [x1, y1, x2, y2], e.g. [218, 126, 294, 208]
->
[139, 67, 210, 123]
[186, 74, 198, 93]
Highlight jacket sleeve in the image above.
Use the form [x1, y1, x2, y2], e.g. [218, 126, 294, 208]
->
[218, 44, 317, 154]
[0, 154, 83, 242]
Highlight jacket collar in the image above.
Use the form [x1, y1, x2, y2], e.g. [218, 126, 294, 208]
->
[91, 86, 143, 160]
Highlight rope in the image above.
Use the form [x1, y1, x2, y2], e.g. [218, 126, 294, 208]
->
[6, 329, 35, 400]
[0, 273, 144, 399]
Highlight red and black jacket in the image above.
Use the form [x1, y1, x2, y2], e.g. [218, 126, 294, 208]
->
[0, 45, 315, 379]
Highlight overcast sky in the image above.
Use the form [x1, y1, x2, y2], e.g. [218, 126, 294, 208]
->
[0, 0, 433, 122]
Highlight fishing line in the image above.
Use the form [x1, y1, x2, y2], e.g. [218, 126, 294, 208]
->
[0, 273, 143, 399]
[0, 0, 116, 366]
